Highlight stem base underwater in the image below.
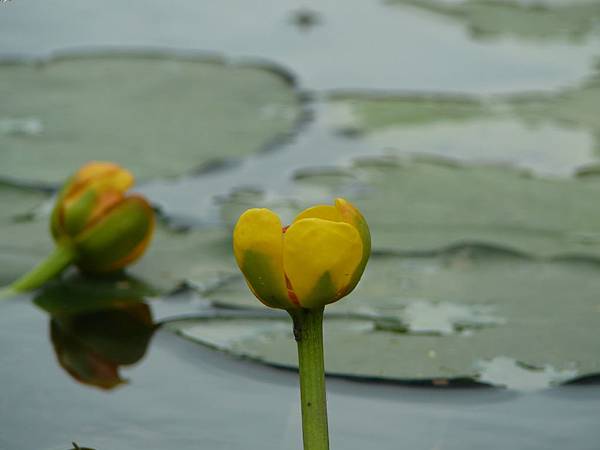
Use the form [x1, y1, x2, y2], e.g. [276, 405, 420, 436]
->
[290, 307, 330, 450]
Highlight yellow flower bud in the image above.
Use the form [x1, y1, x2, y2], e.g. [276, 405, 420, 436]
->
[2, 162, 155, 296]
[233, 198, 370, 310]
[50, 162, 155, 273]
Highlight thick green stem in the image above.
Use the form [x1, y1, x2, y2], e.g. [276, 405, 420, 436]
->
[6, 242, 77, 294]
[290, 307, 330, 450]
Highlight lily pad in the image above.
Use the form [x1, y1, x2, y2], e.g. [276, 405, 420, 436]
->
[0, 52, 302, 186]
[328, 94, 488, 131]
[510, 75, 600, 152]
[131, 225, 236, 293]
[389, 0, 600, 42]
[219, 157, 600, 258]
[319, 158, 600, 256]
[171, 248, 600, 388]
[327, 74, 600, 176]
[0, 218, 236, 293]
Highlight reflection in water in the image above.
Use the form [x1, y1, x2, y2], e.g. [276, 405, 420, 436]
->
[34, 277, 156, 390]
[49, 303, 154, 389]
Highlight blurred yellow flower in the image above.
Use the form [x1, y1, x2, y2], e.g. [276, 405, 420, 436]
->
[233, 198, 370, 310]
[50, 161, 155, 273]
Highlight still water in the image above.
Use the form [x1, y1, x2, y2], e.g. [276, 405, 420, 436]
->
[1, 0, 600, 449]
[1, 295, 599, 450]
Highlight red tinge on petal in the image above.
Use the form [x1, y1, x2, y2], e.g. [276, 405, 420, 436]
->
[285, 274, 300, 306]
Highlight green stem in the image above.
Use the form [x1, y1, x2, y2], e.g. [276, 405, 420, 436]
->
[290, 307, 330, 450]
[6, 242, 77, 294]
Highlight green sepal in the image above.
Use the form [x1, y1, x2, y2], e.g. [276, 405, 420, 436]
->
[343, 212, 371, 296]
[242, 249, 293, 310]
[62, 189, 97, 237]
[74, 197, 152, 273]
[299, 271, 337, 309]
[50, 174, 76, 240]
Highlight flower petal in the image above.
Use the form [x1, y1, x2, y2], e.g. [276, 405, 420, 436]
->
[64, 162, 133, 209]
[52, 162, 134, 239]
[293, 204, 343, 223]
[335, 198, 371, 295]
[293, 198, 371, 296]
[233, 208, 291, 309]
[283, 218, 362, 308]
[74, 161, 134, 193]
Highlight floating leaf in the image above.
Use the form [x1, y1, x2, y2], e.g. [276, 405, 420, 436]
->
[0, 52, 302, 186]
[389, 0, 600, 42]
[327, 74, 600, 176]
[0, 218, 236, 293]
[173, 248, 600, 388]
[219, 157, 600, 257]
[131, 225, 236, 293]
[328, 94, 488, 131]
[510, 75, 600, 150]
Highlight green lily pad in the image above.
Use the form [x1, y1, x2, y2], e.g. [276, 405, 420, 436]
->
[171, 248, 600, 388]
[0, 218, 235, 293]
[131, 225, 236, 293]
[389, 0, 600, 42]
[510, 75, 600, 152]
[219, 157, 600, 258]
[327, 74, 600, 176]
[0, 52, 302, 186]
[328, 93, 488, 131]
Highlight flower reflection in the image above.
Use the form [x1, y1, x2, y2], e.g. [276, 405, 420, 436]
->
[34, 276, 157, 390]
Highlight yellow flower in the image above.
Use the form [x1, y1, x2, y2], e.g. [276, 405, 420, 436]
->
[50, 162, 155, 273]
[233, 198, 370, 310]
